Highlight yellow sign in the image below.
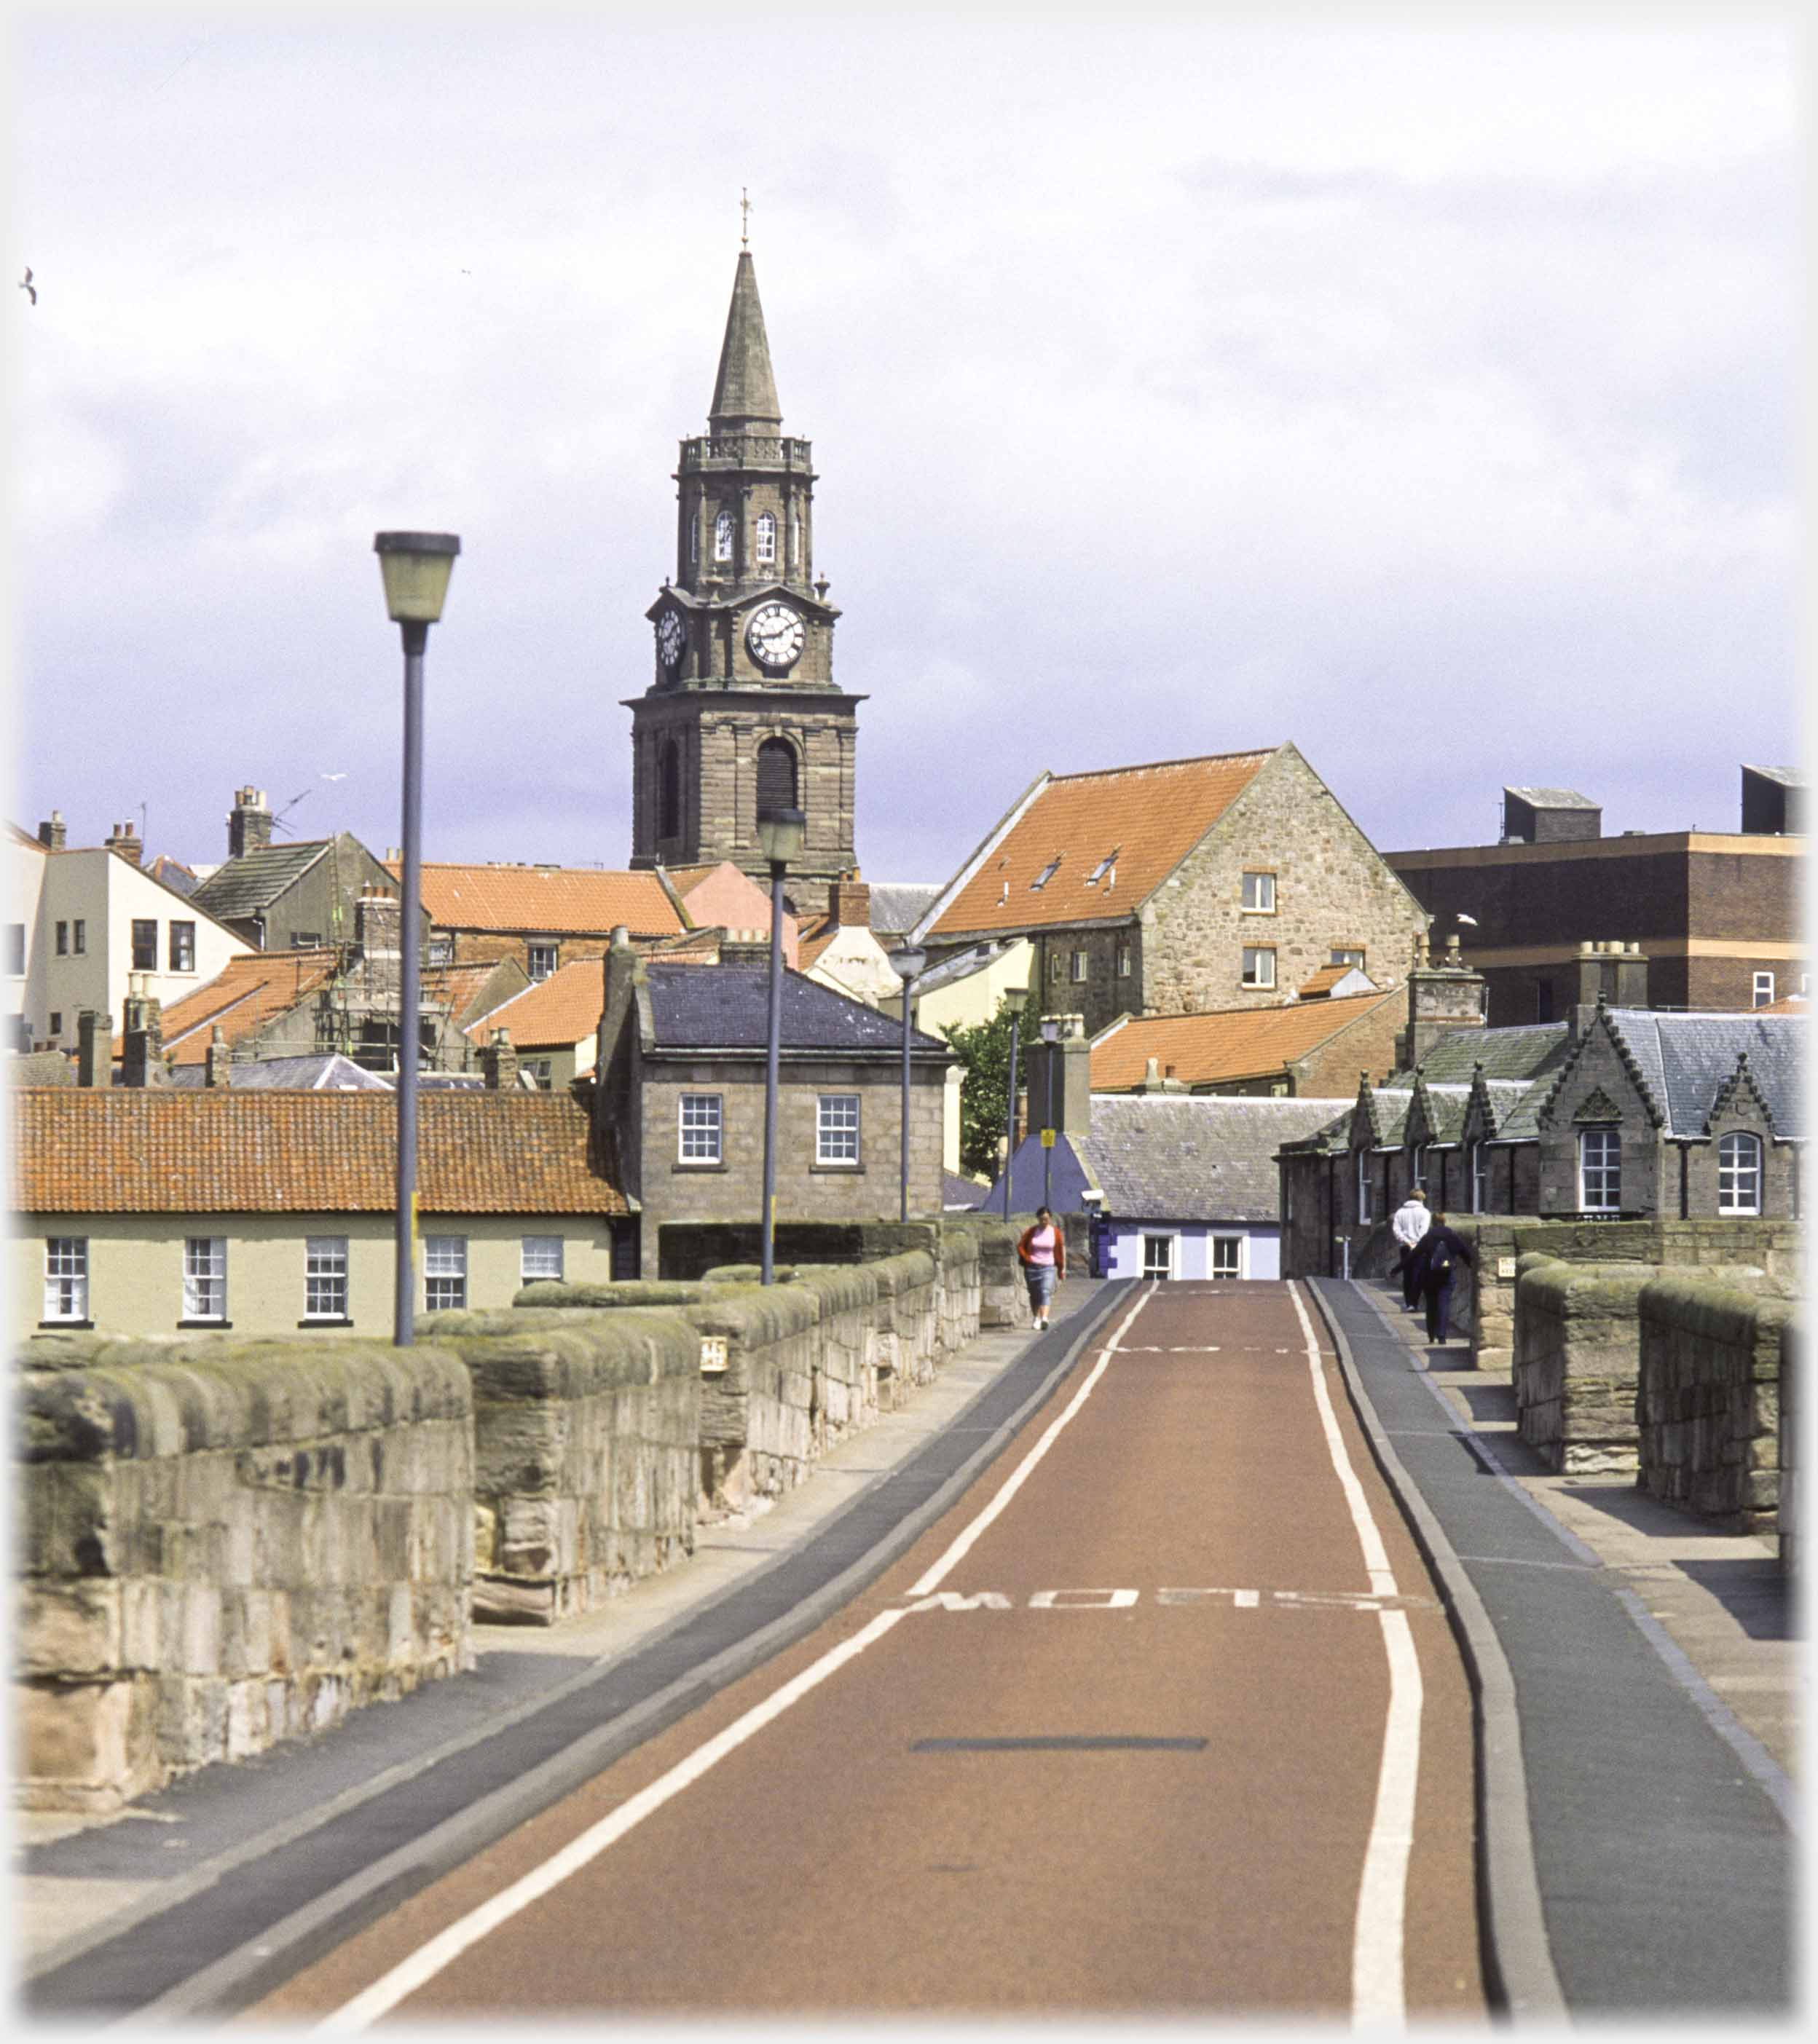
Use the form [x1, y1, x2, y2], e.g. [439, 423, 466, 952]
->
[1040, 1128, 1056, 1148]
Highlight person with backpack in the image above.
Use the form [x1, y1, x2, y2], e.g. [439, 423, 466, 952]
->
[1409, 1210, 1473, 1345]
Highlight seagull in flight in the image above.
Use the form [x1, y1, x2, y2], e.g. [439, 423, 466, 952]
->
[19, 267, 35, 305]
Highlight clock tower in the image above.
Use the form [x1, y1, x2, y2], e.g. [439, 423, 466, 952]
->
[627, 245, 862, 912]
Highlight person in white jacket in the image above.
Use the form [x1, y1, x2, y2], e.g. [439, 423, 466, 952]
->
[1390, 1188, 1431, 1309]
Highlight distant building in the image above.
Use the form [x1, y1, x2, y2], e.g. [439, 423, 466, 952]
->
[1089, 984, 1401, 1098]
[920, 745, 1428, 1037]
[1385, 771, 1806, 1022]
[189, 790, 414, 957]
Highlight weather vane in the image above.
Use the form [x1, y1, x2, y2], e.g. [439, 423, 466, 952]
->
[740, 187, 752, 248]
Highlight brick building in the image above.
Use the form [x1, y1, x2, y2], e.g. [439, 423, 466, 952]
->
[1385, 773, 1806, 1023]
[591, 929, 949, 1277]
[626, 246, 859, 916]
[921, 744, 1429, 1037]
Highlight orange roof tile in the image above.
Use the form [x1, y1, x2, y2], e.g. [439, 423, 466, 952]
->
[387, 862, 683, 937]
[1752, 995, 1809, 1015]
[1090, 991, 1398, 1091]
[1296, 964, 1353, 998]
[929, 751, 1275, 938]
[141, 951, 342, 1065]
[466, 958, 603, 1051]
[11, 1089, 626, 1215]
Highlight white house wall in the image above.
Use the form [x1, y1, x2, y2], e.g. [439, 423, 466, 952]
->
[1098, 1222, 1283, 1281]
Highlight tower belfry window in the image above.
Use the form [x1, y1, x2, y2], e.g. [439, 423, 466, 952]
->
[658, 740, 682, 840]
[715, 510, 733, 563]
[756, 738, 798, 818]
[756, 513, 776, 564]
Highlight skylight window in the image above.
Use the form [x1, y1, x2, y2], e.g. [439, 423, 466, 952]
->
[1030, 856, 1063, 891]
[1085, 848, 1119, 888]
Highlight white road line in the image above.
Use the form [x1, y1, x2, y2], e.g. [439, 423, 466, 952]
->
[317, 1606, 910, 2030]
[320, 1287, 1152, 2029]
[1287, 1280, 1422, 2029]
[905, 1284, 1154, 1596]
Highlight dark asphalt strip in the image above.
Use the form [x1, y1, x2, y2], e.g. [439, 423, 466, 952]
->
[24, 1281, 1136, 2021]
[1310, 1279, 1794, 2021]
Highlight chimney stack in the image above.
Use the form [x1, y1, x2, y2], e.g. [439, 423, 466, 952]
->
[716, 928, 774, 968]
[120, 977, 165, 1088]
[482, 1027, 520, 1092]
[1396, 937, 1486, 1073]
[828, 869, 871, 930]
[37, 811, 66, 852]
[594, 926, 645, 1145]
[204, 1025, 232, 1089]
[76, 1009, 113, 1088]
[1571, 940, 1649, 1041]
[105, 821, 143, 866]
[228, 786, 273, 859]
[1028, 1014, 1094, 1133]
[355, 885, 403, 999]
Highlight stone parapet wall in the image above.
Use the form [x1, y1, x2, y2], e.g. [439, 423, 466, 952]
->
[1635, 1276, 1797, 1541]
[416, 1308, 700, 1625]
[15, 1333, 473, 1812]
[1513, 1259, 1656, 1473]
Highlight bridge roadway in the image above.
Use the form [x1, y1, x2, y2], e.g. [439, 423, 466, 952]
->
[253, 1280, 1484, 2022]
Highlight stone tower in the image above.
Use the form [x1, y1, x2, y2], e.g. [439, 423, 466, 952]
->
[626, 247, 862, 914]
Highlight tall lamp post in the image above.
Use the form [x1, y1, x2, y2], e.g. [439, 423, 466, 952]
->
[755, 806, 806, 1285]
[1039, 1014, 1060, 1211]
[373, 531, 460, 1347]
[999, 993, 1025, 1220]
[889, 942, 927, 1223]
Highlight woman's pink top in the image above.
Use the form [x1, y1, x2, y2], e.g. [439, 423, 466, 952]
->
[1028, 1226, 1058, 1267]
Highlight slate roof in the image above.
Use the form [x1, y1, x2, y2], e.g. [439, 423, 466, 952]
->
[141, 950, 343, 1064]
[1079, 1094, 1358, 1223]
[1743, 764, 1804, 789]
[466, 958, 602, 1051]
[981, 1132, 1096, 1218]
[1396, 1022, 1570, 1085]
[1091, 991, 1397, 1092]
[144, 854, 200, 898]
[943, 1172, 987, 1210]
[390, 862, 683, 938]
[166, 1053, 390, 1092]
[189, 841, 334, 922]
[1413, 1084, 1473, 1143]
[7, 1051, 74, 1088]
[928, 750, 1275, 939]
[870, 883, 942, 941]
[1599, 1007, 1807, 1139]
[1505, 786, 1599, 809]
[642, 963, 947, 1057]
[11, 1090, 627, 1215]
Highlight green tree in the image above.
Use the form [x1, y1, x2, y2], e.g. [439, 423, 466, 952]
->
[943, 991, 1029, 1181]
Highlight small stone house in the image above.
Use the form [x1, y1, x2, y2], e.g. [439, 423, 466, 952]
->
[9, 1085, 633, 1342]
[591, 929, 952, 1278]
[189, 794, 414, 958]
[919, 743, 1429, 1037]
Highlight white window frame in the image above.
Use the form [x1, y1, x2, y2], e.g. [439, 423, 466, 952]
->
[527, 942, 558, 982]
[1752, 971, 1775, 1009]
[755, 511, 776, 564]
[1241, 871, 1276, 915]
[1717, 1132, 1763, 1215]
[816, 1093, 861, 1166]
[1241, 946, 1276, 990]
[1071, 948, 1089, 983]
[1411, 1145, 1429, 1192]
[1579, 1128, 1621, 1212]
[1471, 1141, 1490, 1215]
[521, 1234, 565, 1282]
[183, 1236, 228, 1322]
[1141, 1232, 1176, 1281]
[1330, 947, 1366, 969]
[423, 1235, 468, 1312]
[168, 920, 195, 972]
[714, 510, 734, 562]
[679, 1092, 723, 1164]
[44, 1237, 88, 1322]
[304, 1236, 349, 1320]
[1210, 1234, 1243, 1279]
[1116, 944, 1133, 978]
[1356, 1150, 1373, 1223]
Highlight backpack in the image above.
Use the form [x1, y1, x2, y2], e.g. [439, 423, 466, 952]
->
[1427, 1236, 1454, 1279]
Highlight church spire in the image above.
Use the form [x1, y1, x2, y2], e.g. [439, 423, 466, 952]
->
[709, 249, 782, 434]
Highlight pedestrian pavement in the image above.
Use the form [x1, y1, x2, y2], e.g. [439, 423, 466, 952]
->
[14, 1277, 1106, 1999]
[1314, 1276, 1797, 2020]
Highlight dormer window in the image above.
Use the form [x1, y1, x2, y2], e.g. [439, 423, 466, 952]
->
[756, 512, 776, 565]
[714, 510, 733, 563]
[1085, 849, 1119, 888]
[1031, 856, 1063, 891]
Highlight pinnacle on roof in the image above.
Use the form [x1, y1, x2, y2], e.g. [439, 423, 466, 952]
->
[709, 249, 782, 433]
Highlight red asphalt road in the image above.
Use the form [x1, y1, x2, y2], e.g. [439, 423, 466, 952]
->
[256, 1281, 1484, 2022]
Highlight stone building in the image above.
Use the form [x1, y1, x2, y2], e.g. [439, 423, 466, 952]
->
[626, 246, 859, 917]
[591, 928, 950, 1277]
[1385, 771, 1807, 1021]
[920, 743, 1429, 1037]
[188, 793, 412, 957]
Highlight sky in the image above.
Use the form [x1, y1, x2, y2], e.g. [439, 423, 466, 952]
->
[8, 5, 1803, 891]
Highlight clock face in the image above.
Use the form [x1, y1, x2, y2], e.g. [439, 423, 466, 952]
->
[744, 601, 806, 672]
[656, 609, 685, 668]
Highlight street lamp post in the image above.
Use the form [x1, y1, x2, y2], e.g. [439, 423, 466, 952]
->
[373, 531, 460, 1348]
[889, 943, 927, 1224]
[1039, 1014, 1060, 1211]
[755, 807, 806, 1285]
[1000, 999, 1023, 1221]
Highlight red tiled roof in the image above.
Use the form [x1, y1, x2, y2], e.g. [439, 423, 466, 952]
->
[11, 1089, 626, 1215]
[136, 951, 342, 1065]
[1090, 991, 1398, 1091]
[929, 750, 1275, 938]
[466, 958, 602, 1051]
[1752, 995, 1809, 1015]
[1296, 964, 1353, 998]
[388, 862, 683, 938]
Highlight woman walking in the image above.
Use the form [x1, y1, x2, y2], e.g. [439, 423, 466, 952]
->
[1018, 1205, 1066, 1330]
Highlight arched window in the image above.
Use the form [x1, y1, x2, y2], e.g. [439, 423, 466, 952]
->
[755, 512, 776, 565]
[1717, 1131, 1763, 1215]
[714, 510, 733, 563]
[755, 738, 798, 819]
[658, 739, 682, 840]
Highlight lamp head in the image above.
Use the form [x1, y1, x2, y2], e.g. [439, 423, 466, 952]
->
[1039, 1016, 1061, 1043]
[374, 532, 461, 625]
[889, 943, 927, 984]
[755, 806, 806, 868]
